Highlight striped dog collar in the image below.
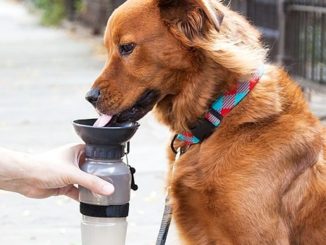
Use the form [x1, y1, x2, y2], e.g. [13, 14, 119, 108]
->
[175, 66, 265, 146]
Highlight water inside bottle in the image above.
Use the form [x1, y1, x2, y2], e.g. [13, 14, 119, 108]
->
[81, 216, 127, 245]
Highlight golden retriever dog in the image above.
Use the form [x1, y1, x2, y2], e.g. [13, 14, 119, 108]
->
[85, 0, 326, 244]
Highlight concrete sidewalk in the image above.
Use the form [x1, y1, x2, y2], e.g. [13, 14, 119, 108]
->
[0, 1, 176, 245]
[309, 91, 326, 120]
[0, 1, 325, 245]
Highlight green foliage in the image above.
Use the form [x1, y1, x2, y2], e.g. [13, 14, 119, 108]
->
[74, 0, 84, 13]
[32, 0, 83, 26]
[33, 0, 64, 26]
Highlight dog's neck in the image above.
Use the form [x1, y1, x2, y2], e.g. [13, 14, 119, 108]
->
[155, 64, 283, 133]
[155, 62, 237, 132]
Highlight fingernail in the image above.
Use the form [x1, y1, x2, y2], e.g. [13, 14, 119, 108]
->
[101, 184, 114, 195]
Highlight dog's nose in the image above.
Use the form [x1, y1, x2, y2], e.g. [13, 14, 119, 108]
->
[85, 88, 100, 106]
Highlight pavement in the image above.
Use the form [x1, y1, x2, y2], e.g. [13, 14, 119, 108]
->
[0, 1, 176, 245]
[0, 1, 325, 245]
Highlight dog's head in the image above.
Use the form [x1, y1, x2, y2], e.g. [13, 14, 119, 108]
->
[86, 0, 265, 125]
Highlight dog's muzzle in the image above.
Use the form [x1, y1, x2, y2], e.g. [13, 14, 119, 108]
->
[85, 88, 160, 125]
[110, 89, 160, 124]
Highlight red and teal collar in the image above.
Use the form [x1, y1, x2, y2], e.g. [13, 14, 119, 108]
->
[176, 66, 265, 146]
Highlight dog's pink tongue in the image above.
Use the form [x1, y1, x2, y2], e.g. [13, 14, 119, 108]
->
[93, 114, 113, 127]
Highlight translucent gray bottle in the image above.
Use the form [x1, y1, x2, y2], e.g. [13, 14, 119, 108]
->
[73, 119, 139, 245]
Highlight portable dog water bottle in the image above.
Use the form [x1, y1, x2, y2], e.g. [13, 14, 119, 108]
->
[73, 119, 139, 245]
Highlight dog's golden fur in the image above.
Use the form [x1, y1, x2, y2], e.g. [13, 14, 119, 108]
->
[91, 0, 326, 243]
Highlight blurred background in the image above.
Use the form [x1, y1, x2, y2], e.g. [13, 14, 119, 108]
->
[0, 0, 325, 244]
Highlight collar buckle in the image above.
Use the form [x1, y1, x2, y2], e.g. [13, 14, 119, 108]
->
[190, 118, 216, 142]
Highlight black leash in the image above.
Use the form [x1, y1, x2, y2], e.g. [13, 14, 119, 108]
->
[156, 196, 173, 245]
[156, 135, 189, 245]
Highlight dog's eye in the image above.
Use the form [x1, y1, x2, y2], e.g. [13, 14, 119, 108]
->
[119, 43, 136, 56]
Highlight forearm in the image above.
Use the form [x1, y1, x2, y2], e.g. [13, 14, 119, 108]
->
[0, 147, 33, 193]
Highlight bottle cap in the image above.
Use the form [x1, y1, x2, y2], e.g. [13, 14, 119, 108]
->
[85, 145, 125, 159]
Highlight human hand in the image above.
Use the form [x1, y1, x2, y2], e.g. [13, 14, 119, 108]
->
[0, 144, 114, 201]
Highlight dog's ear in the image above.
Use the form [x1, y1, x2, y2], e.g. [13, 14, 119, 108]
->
[158, 0, 224, 41]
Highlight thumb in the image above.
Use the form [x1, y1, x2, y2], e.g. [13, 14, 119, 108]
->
[70, 170, 115, 196]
